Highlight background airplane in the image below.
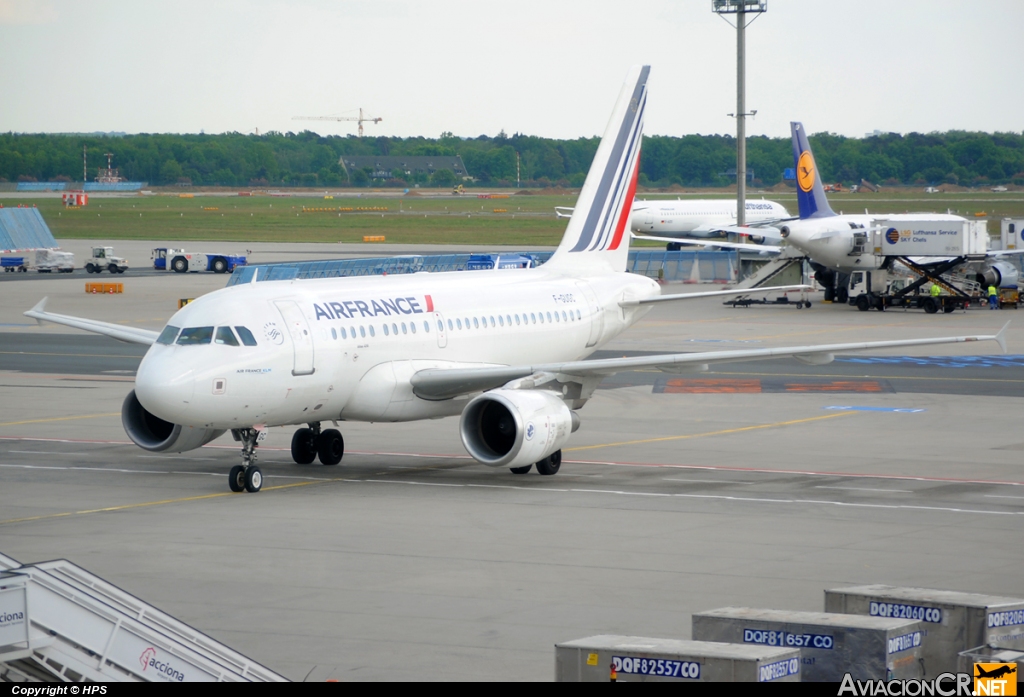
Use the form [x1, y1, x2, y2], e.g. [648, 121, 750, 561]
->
[24, 68, 1007, 494]
[779, 121, 1022, 304]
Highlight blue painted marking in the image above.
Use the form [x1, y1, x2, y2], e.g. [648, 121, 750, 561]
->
[836, 355, 1024, 368]
[0, 323, 34, 327]
[825, 406, 925, 413]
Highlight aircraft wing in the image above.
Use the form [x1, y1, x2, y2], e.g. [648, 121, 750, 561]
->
[410, 322, 1009, 400]
[715, 225, 783, 240]
[555, 206, 574, 219]
[986, 249, 1024, 257]
[631, 233, 782, 254]
[24, 298, 158, 346]
[620, 285, 810, 306]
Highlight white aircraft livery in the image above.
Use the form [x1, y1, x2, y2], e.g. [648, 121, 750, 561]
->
[630, 198, 791, 246]
[780, 122, 1021, 302]
[26, 67, 1007, 493]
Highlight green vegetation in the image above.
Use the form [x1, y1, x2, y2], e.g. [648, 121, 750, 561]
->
[5, 190, 1022, 247]
[2, 128, 1022, 189]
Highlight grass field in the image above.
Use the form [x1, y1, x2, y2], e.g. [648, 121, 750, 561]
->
[4, 189, 1023, 246]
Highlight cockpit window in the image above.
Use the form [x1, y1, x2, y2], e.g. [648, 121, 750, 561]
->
[215, 326, 239, 346]
[234, 326, 258, 346]
[156, 325, 180, 345]
[176, 327, 214, 345]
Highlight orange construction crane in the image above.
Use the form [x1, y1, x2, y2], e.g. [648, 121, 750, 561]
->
[293, 108, 382, 137]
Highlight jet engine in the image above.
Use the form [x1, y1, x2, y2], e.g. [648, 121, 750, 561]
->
[747, 234, 766, 245]
[121, 390, 225, 453]
[976, 261, 1019, 289]
[779, 226, 790, 239]
[459, 389, 578, 468]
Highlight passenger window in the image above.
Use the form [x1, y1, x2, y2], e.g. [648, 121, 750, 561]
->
[383, 324, 390, 336]
[393, 323, 398, 335]
[235, 326, 258, 346]
[499, 316, 504, 327]
[489, 316, 495, 327]
[515, 314, 520, 325]
[547, 312, 552, 323]
[576, 309, 581, 320]
[473, 317, 480, 329]
[539, 313, 544, 324]
[176, 327, 214, 345]
[554, 312, 560, 323]
[215, 326, 240, 346]
[530, 313, 536, 323]
[562, 311, 568, 322]
[402, 323, 408, 334]
[506, 314, 511, 325]
[424, 321, 429, 333]
[457, 318, 462, 329]
[341, 327, 348, 339]
[447, 319, 453, 330]
[156, 325, 180, 345]
[350, 326, 356, 338]
[331, 327, 337, 340]
[369, 325, 375, 337]
[360, 326, 366, 338]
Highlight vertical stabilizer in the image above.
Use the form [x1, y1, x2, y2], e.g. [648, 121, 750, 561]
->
[790, 122, 836, 220]
[545, 65, 649, 274]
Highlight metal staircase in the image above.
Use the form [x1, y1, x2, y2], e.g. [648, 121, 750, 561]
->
[734, 247, 808, 290]
[0, 553, 287, 683]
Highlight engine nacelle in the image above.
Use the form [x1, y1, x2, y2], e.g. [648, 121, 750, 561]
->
[976, 261, 1019, 289]
[121, 390, 225, 453]
[747, 234, 766, 245]
[779, 226, 790, 239]
[460, 389, 576, 468]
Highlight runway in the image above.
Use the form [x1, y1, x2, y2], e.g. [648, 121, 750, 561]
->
[1, 250, 1022, 680]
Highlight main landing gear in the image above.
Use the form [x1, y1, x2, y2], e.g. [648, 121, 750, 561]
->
[229, 428, 263, 493]
[290, 423, 344, 466]
[509, 449, 562, 476]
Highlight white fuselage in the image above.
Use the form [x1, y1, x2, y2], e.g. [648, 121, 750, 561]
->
[630, 199, 789, 238]
[134, 268, 660, 431]
[782, 213, 975, 273]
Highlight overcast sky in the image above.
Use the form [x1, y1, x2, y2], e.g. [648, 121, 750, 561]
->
[1, 0, 1021, 140]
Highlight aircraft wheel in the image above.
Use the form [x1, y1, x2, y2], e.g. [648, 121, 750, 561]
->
[245, 466, 263, 493]
[856, 294, 870, 312]
[228, 465, 245, 492]
[535, 450, 562, 476]
[290, 428, 317, 464]
[509, 465, 532, 474]
[317, 429, 344, 466]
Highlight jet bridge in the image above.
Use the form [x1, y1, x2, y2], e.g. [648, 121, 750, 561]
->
[0, 552, 287, 683]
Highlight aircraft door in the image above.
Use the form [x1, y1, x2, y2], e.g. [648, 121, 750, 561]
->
[575, 282, 604, 348]
[434, 312, 447, 348]
[274, 300, 315, 376]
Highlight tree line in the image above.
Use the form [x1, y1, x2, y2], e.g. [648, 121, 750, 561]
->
[1, 128, 1021, 189]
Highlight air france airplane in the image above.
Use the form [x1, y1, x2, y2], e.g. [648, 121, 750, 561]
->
[779, 122, 1022, 303]
[26, 67, 1006, 493]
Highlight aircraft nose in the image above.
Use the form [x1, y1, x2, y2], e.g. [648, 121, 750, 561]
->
[135, 354, 194, 423]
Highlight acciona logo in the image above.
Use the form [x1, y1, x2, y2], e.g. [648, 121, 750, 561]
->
[0, 610, 25, 626]
[139, 647, 186, 682]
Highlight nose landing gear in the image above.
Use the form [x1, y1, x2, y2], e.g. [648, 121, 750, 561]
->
[229, 428, 263, 493]
[291, 423, 345, 466]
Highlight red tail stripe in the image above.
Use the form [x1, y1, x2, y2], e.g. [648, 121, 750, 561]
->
[607, 152, 640, 251]
[425, 294, 434, 312]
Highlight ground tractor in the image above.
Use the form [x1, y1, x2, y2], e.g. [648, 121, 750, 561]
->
[85, 247, 128, 274]
[152, 247, 247, 274]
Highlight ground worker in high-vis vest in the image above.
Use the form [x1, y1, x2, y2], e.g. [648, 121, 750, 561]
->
[930, 283, 941, 298]
[989, 285, 999, 309]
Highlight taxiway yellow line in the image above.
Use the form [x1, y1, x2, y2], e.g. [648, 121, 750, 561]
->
[564, 411, 857, 453]
[0, 412, 121, 427]
[0, 480, 322, 526]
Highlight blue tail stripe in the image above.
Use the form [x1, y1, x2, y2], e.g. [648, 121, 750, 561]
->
[790, 121, 836, 220]
[571, 67, 649, 252]
[588, 95, 645, 252]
